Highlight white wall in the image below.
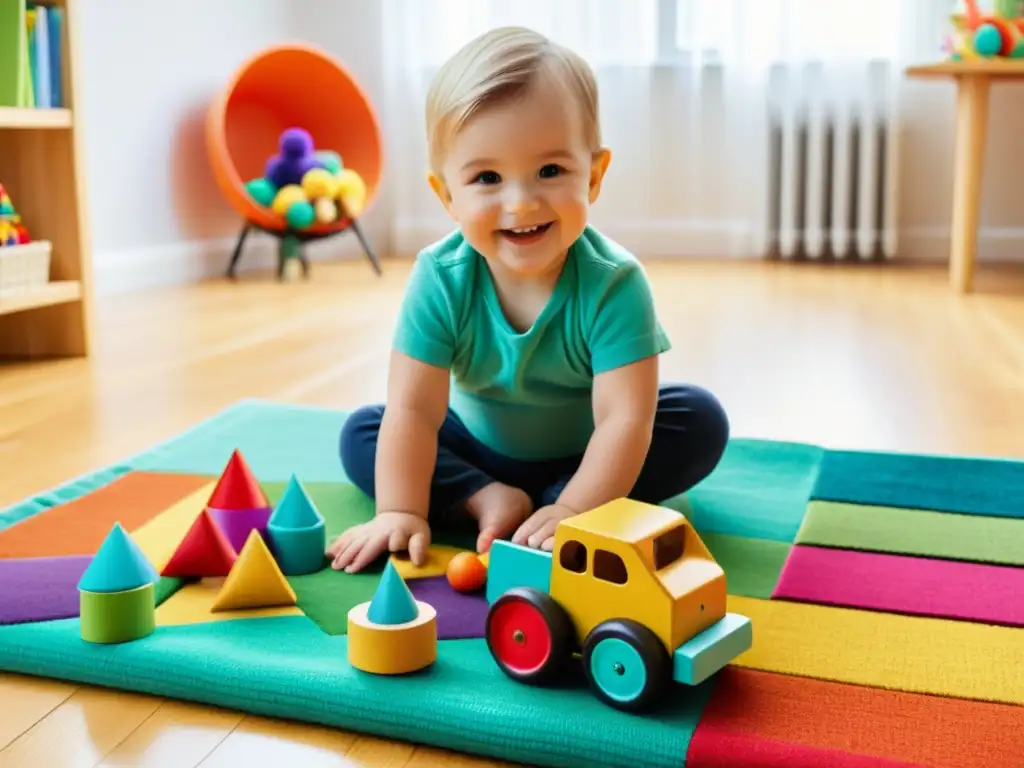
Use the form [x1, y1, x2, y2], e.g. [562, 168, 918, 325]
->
[76, 0, 390, 295]
[76, 2, 1024, 297]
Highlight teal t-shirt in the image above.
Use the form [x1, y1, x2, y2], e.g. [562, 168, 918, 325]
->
[393, 226, 671, 461]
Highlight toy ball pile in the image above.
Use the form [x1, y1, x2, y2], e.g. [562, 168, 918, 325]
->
[244, 127, 368, 230]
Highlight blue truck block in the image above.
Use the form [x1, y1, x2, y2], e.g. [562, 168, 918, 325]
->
[672, 612, 753, 685]
[485, 539, 553, 604]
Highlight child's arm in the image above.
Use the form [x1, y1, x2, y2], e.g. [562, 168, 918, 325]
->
[513, 258, 668, 549]
[552, 354, 659, 511]
[328, 350, 450, 572]
[375, 349, 451, 518]
[512, 355, 659, 549]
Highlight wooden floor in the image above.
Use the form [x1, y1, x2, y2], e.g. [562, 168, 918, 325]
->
[1, 257, 1023, 767]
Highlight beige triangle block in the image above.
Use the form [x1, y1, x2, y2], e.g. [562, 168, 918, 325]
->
[211, 530, 297, 612]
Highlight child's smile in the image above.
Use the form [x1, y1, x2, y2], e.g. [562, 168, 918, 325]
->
[498, 221, 554, 246]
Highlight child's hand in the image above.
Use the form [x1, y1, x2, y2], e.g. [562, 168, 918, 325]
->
[512, 504, 577, 551]
[326, 511, 431, 573]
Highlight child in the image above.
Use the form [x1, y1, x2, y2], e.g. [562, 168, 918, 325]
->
[327, 26, 729, 573]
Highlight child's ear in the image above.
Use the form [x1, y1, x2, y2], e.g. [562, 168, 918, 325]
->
[588, 148, 612, 204]
[428, 171, 456, 219]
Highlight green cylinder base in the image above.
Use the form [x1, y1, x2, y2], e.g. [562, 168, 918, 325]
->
[267, 521, 327, 575]
[80, 582, 156, 644]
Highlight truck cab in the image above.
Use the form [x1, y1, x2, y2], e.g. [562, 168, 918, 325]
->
[484, 498, 752, 712]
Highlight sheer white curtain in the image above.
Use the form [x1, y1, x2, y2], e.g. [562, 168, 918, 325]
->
[380, 0, 945, 258]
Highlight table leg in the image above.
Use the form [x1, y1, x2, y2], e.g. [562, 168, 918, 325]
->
[949, 75, 990, 293]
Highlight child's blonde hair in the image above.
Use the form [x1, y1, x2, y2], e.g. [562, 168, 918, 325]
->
[425, 26, 601, 175]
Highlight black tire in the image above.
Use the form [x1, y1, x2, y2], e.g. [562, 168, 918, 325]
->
[581, 619, 671, 712]
[485, 587, 574, 685]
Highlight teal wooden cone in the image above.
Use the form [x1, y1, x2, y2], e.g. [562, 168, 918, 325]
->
[367, 560, 418, 625]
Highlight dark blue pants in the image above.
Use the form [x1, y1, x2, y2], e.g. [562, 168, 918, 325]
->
[339, 384, 729, 518]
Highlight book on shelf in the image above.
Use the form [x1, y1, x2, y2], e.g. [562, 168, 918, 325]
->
[0, 0, 63, 109]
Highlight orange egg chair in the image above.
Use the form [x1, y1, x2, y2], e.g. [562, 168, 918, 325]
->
[207, 43, 384, 279]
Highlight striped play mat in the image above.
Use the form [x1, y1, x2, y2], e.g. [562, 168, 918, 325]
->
[0, 400, 1021, 767]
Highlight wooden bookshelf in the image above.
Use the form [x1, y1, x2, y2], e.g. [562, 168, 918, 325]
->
[0, 0, 92, 359]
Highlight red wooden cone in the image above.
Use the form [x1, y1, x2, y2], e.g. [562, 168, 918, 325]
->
[161, 509, 238, 577]
[207, 449, 269, 510]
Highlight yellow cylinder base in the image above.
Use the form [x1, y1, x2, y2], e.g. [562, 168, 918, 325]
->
[347, 599, 437, 675]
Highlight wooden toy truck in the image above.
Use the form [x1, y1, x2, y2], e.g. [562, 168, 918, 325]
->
[484, 498, 752, 712]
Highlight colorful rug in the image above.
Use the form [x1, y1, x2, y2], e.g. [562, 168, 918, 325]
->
[0, 400, 1021, 767]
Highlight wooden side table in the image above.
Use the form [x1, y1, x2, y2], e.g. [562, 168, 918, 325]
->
[906, 60, 1024, 293]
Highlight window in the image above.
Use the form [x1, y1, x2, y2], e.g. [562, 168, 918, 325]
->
[653, 526, 685, 569]
[559, 539, 587, 573]
[594, 550, 628, 584]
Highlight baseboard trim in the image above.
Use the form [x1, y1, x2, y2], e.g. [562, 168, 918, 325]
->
[93, 228, 369, 297]
[94, 222, 1024, 296]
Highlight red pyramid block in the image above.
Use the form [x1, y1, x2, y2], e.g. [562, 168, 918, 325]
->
[161, 509, 238, 577]
[207, 449, 269, 510]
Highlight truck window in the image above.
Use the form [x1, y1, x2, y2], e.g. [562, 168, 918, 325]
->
[593, 549, 627, 584]
[654, 525, 685, 569]
[559, 540, 587, 573]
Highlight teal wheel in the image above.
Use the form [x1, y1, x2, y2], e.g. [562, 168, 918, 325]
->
[582, 619, 670, 712]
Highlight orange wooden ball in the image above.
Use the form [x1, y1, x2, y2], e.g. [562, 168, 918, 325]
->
[446, 552, 487, 593]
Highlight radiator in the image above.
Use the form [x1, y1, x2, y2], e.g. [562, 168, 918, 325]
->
[766, 61, 900, 261]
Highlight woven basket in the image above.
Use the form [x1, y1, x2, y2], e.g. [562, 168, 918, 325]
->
[0, 241, 51, 297]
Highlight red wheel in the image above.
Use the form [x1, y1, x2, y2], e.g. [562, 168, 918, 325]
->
[485, 587, 573, 685]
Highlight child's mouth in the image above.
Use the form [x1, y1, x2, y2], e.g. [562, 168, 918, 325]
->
[499, 222, 552, 245]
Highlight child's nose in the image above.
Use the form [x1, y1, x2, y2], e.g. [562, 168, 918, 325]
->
[503, 183, 540, 214]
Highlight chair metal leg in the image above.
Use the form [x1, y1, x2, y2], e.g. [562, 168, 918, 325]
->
[226, 222, 252, 279]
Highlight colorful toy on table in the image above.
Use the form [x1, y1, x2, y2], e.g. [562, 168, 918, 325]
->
[0, 183, 30, 247]
[77, 522, 160, 644]
[347, 560, 438, 675]
[483, 498, 753, 713]
[243, 127, 369, 232]
[945, 0, 1024, 60]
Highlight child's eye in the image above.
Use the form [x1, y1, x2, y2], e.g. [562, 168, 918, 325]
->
[473, 171, 501, 184]
[538, 164, 563, 178]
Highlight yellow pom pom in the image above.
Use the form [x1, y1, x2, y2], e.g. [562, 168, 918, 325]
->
[314, 197, 338, 224]
[271, 185, 306, 216]
[302, 168, 338, 200]
[335, 169, 367, 217]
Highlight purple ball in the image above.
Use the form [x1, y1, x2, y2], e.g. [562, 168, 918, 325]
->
[265, 154, 327, 189]
[280, 128, 313, 158]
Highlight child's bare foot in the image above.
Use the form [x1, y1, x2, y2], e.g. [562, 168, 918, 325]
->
[464, 482, 533, 554]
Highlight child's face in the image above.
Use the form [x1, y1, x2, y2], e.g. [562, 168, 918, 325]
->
[430, 77, 611, 280]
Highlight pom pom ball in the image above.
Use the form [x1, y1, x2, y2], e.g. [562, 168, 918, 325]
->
[245, 178, 277, 208]
[974, 24, 1004, 57]
[280, 127, 314, 158]
[286, 200, 316, 229]
[314, 150, 344, 175]
[314, 197, 338, 224]
[336, 168, 368, 217]
[271, 185, 306, 216]
[265, 127, 325, 189]
[302, 168, 339, 199]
